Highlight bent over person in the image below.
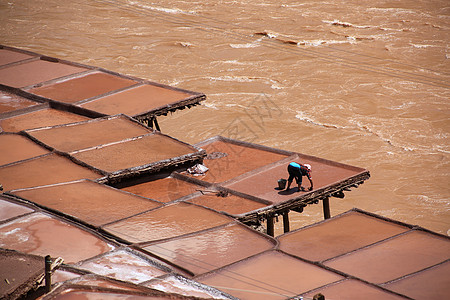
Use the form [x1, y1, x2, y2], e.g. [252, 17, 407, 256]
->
[285, 162, 313, 192]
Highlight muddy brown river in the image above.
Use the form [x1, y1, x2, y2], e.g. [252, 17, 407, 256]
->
[1, 0, 448, 235]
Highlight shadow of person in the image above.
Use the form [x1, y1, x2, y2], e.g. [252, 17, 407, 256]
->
[276, 187, 298, 195]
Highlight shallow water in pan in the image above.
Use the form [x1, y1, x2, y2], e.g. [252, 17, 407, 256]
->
[1, 0, 449, 235]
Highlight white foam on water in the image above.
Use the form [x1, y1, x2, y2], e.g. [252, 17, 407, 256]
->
[128, 1, 197, 15]
[410, 43, 435, 48]
[208, 75, 255, 82]
[323, 19, 372, 29]
[298, 39, 356, 47]
[229, 42, 260, 48]
[202, 102, 219, 110]
[295, 111, 346, 129]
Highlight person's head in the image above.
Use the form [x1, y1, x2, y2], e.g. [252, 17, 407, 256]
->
[304, 164, 311, 171]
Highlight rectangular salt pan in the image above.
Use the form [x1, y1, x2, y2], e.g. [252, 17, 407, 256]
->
[0, 213, 114, 264]
[25, 115, 152, 153]
[71, 133, 200, 173]
[189, 138, 290, 183]
[102, 202, 232, 243]
[142, 223, 275, 276]
[11, 180, 161, 227]
[324, 230, 450, 284]
[0, 153, 102, 191]
[0, 108, 89, 133]
[0, 59, 87, 88]
[277, 210, 409, 262]
[28, 72, 137, 103]
[80, 84, 198, 117]
[0, 134, 49, 166]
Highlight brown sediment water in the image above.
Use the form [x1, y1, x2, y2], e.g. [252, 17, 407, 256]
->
[324, 230, 450, 284]
[198, 250, 343, 300]
[0, 134, 49, 166]
[0, 90, 38, 114]
[0, 198, 34, 222]
[0, 108, 89, 133]
[80, 83, 194, 116]
[26, 115, 152, 153]
[11, 180, 161, 227]
[142, 223, 275, 275]
[192, 139, 289, 183]
[0, 153, 102, 191]
[102, 202, 232, 243]
[277, 210, 409, 262]
[0, 59, 87, 88]
[0, 212, 114, 264]
[0, 48, 35, 66]
[383, 261, 450, 300]
[303, 279, 406, 300]
[28, 72, 137, 103]
[77, 249, 167, 284]
[224, 157, 362, 203]
[121, 177, 202, 203]
[71, 133, 198, 173]
[187, 193, 266, 215]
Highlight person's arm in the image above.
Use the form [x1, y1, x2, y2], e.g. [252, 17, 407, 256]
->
[307, 174, 313, 191]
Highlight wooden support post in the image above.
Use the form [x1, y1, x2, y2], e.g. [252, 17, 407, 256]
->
[266, 214, 275, 237]
[282, 211, 290, 233]
[323, 197, 331, 220]
[153, 117, 161, 131]
[45, 255, 52, 293]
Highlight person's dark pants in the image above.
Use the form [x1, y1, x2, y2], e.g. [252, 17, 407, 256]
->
[287, 164, 302, 185]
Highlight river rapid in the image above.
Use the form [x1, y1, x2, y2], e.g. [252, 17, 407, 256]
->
[1, 0, 449, 235]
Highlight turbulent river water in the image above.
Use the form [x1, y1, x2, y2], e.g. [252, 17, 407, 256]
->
[1, 0, 449, 235]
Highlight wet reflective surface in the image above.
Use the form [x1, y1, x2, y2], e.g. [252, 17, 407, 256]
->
[0, 198, 34, 222]
[303, 279, 406, 300]
[278, 210, 409, 261]
[103, 202, 231, 243]
[382, 260, 450, 300]
[12, 180, 161, 227]
[0, 91, 38, 114]
[142, 223, 275, 275]
[198, 250, 343, 300]
[324, 230, 450, 284]
[0, 213, 114, 264]
[78, 249, 167, 283]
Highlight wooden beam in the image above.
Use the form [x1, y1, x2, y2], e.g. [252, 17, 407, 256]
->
[283, 211, 290, 233]
[323, 197, 331, 219]
[153, 117, 161, 131]
[266, 214, 275, 237]
[45, 255, 52, 293]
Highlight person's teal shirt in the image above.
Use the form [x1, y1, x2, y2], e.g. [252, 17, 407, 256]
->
[289, 162, 301, 169]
